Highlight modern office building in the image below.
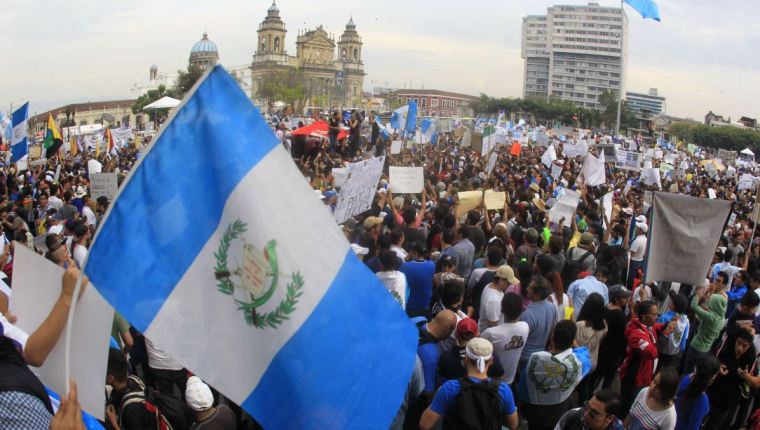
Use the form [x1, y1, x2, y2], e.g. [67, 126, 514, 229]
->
[521, 2, 629, 110]
[626, 88, 666, 114]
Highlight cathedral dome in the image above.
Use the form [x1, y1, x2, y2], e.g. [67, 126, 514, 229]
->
[191, 32, 218, 54]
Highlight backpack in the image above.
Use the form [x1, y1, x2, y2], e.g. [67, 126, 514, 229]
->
[443, 377, 503, 430]
[562, 249, 593, 287]
[119, 375, 194, 430]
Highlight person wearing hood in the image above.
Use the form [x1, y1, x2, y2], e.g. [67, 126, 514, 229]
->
[618, 300, 677, 417]
[683, 286, 728, 375]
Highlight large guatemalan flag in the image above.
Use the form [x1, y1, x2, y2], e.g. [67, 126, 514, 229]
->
[84, 65, 417, 429]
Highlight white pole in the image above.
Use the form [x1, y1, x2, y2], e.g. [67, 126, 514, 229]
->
[614, 0, 624, 137]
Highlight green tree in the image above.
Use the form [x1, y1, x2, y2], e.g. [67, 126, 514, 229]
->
[174, 65, 205, 98]
[256, 69, 306, 112]
[131, 84, 176, 114]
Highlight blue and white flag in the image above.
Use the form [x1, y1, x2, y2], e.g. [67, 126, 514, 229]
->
[375, 115, 390, 141]
[84, 66, 417, 429]
[404, 100, 417, 135]
[11, 102, 29, 162]
[624, 0, 661, 21]
[389, 105, 408, 131]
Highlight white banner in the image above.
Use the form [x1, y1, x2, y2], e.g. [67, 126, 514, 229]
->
[334, 156, 385, 223]
[541, 145, 556, 168]
[563, 140, 588, 158]
[486, 151, 498, 175]
[578, 152, 606, 186]
[646, 192, 733, 285]
[389, 166, 424, 194]
[390, 140, 402, 155]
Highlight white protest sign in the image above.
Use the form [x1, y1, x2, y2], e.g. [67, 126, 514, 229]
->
[334, 156, 386, 223]
[53, 164, 62, 183]
[739, 174, 756, 191]
[563, 141, 588, 158]
[641, 167, 662, 189]
[719, 148, 737, 165]
[87, 159, 102, 176]
[332, 168, 348, 188]
[541, 145, 556, 168]
[548, 189, 580, 228]
[461, 129, 472, 147]
[535, 131, 549, 147]
[11, 244, 112, 420]
[390, 140, 402, 155]
[90, 172, 118, 202]
[16, 157, 28, 171]
[578, 152, 606, 187]
[664, 154, 675, 164]
[615, 150, 642, 171]
[29, 158, 48, 167]
[486, 151, 498, 175]
[602, 192, 614, 224]
[708, 188, 717, 199]
[389, 166, 424, 194]
[551, 163, 563, 181]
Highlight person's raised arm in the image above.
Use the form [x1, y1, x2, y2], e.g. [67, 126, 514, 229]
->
[24, 267, 86, 367]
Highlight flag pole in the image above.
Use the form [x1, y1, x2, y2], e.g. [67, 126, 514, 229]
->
[614, 0, 624, 137]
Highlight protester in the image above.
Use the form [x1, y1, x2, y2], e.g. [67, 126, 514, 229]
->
[419, 337, 518, 430]
[555, 389, 625, 430]
[592, 285, 631, 390]
[520, 319, 591, 430]
[185, 376, 236, 429]
[574, 292, 608, 404]
[625, 367, 679, 430]
[519, 276, 559, 369]
[481, 292, 529, 385]
[674, 355, 720, 430]
[704, 328, 756, 428]
[684, 286, 727, 374]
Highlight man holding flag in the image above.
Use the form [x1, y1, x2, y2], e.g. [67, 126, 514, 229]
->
[83, 65, 417, 430]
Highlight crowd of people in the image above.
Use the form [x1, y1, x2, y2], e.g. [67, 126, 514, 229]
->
[286, 109, 760, 429]
[1, 106, 760, 430]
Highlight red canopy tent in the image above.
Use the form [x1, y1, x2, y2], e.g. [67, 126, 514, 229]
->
[290, 121, 349, 140]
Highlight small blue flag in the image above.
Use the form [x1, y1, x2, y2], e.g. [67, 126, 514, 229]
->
[624, 0, 661, 21]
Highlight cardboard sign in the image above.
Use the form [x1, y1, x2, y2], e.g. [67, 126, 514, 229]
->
[12, 244, 113, 420]
[389, 166, 424, 194]
[390, 140, 402, 155]
[28, 145, 42, 159]
[334, 156, 385, 223]
[719, 149, 737, 166]
[90, 172, 119, 202]
[484, 190, 506, 210]
[456, 191, 483, 218]
[739, 174, 756, 191]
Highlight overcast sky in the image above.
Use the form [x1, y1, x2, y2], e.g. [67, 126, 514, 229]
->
[1, 0, 757, 122]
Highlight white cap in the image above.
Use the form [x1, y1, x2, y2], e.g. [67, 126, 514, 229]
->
[185, 376, 214, 412]
[48, 224, 64, 235]
[636, 222, 648, 233]
[350, 243, 369, 256]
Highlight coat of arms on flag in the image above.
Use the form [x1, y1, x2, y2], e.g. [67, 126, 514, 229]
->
[214, 219, 303, 329]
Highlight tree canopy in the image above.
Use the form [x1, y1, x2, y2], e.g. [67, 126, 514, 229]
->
[667, 121, 760, 152]
[471, 93, 636, 131]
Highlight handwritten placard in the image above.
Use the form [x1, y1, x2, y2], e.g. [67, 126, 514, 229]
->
[389, 166, 424, 194]
[90, 172, 118, 202]
[334, 156, 386, 223]
[484, 191, 506, 210]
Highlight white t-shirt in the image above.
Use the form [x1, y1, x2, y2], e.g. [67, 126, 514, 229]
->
[72, 244, 88, 269]
[82, 206, 97, 227]
[145, 337, 184, 370]
[478, 285, 504, 333]
[627, 387, 676, 430]
[547, 293, 571, 322]
[482, 321, 529, 384]
[630, 235, 648, 262]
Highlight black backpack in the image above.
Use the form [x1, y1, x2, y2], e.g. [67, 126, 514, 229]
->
[562, 249, 593, 288]
[443, 377, 503, 430]
[120, 375, 194, 430]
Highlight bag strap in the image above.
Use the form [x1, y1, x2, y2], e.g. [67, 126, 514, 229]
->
[578, 250, 593, 264]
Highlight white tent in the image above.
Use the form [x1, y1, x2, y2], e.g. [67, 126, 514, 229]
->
[143, 96, 181, 110]
[741, 148, 754, 156]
